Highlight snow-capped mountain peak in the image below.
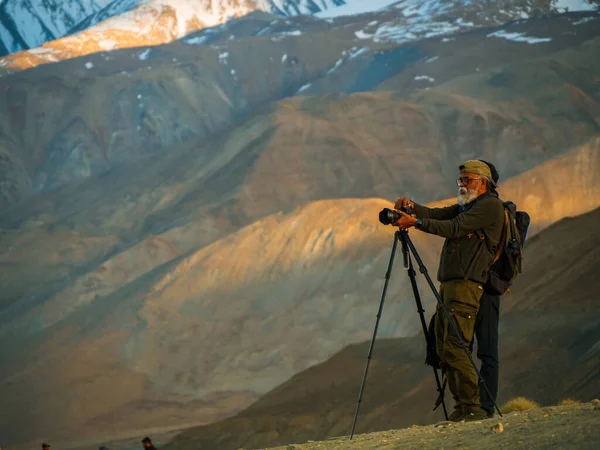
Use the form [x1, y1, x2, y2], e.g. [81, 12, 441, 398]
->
[1, 0, 598, 74]
[0, 0, 346, 56]
[0, 0, 114, 54]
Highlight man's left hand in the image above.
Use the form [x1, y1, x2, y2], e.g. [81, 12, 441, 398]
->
[393, 211, 418, 230]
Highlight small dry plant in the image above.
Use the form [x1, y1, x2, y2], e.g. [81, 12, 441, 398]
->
[500, 397, 540, 412]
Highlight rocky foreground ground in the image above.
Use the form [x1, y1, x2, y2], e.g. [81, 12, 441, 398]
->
[259, 401, 600, 450]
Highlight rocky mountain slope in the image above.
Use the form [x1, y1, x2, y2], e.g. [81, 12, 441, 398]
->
[265, 401, 600, 450]
[161, 206, 600, 450]
[1, 9, 600, 209]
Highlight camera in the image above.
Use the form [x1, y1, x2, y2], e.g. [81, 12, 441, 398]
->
[379, 208, 401, 225]
[379, 205, 413, 226]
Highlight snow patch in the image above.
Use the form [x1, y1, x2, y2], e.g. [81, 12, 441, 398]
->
[219, 52, 229, 63]
[355, 30, 373, 39]
[271, 31, 302, 41]
[185, 36, 208, 45]
[27, 47, 60, 62]
[139, 49, 151, 60]
[360, 19, 471, 45]
[98, 39, 117, 50]
[414, 75, 435, 82]
[298, 82, 312, 93]
[402, 0, 438, 17]
[425, 56, 439, 63]
[573, 16, 596, 25]
[281, 53, 288, 63]
[555, 1, 598, 12]
[349, 47, 369, 59]
[327, 59, 344, 75]
[85, 62, 94, 69]
[316, 0, 400, 18]
[256, 26, 272, 36]
[455, 17, 475, 27]
[487, 30, 552, 44]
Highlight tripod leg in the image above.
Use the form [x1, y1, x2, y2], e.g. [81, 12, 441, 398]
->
[401, 231, 503, 418]
[350, 231, 400, 440]
[404, 252, 449, 420]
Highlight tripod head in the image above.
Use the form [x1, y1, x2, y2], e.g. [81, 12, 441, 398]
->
[397, 230, 410, 270]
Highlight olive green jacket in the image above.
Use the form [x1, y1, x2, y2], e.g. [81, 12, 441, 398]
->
[413, 192, 505, 284]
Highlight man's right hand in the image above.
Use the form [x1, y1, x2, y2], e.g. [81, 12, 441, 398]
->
[395, 197, 415, 212]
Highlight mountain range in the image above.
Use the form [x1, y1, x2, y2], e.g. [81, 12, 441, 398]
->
[2, 1, 599, 74]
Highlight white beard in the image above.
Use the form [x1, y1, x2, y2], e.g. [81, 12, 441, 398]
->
[457, 187, 479, 206]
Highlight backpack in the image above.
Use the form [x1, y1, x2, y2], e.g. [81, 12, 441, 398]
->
[483, 201, 530, 295]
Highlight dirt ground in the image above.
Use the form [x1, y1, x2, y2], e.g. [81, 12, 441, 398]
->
[260, 401, 600, 450]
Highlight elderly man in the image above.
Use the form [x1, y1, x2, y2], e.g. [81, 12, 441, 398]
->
[393, 160, 504, 421]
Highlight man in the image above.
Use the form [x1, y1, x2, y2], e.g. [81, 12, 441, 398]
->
[141, 437, 158, 450]
[393, 160, 504, 421]
[41, 444, 51, 450]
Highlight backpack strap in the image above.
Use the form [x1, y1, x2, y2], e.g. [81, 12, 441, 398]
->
[492, 209, 510, 264]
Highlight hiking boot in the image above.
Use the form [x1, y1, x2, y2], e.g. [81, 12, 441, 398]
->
[448, 409, 463, 422]
[459, 408, 491, 422]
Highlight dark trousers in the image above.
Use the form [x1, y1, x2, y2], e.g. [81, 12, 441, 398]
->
[474, 292, 500, 414]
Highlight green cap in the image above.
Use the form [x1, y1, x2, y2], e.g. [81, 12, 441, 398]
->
[459, 160, 492, 180]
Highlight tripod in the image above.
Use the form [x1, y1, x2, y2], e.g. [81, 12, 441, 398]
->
[349, 229, 501, 440]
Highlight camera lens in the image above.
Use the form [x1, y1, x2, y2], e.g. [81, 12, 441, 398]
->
[379, 208, 400, 225]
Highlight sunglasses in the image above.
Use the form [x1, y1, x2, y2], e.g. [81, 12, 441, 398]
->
[456, 176, 481, 186]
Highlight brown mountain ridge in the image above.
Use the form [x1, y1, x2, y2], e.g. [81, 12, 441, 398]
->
[1, 10, 599, 207]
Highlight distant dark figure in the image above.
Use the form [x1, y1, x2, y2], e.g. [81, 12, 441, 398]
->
[42, 443, 51, 450]
[99, 446, 109, 450]
[141, 437, 158, 450]
[474, 160, 501, 418]
[475, 291, 500, 416]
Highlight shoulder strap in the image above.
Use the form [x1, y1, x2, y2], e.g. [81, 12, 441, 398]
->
[492, 209, 509, 264]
